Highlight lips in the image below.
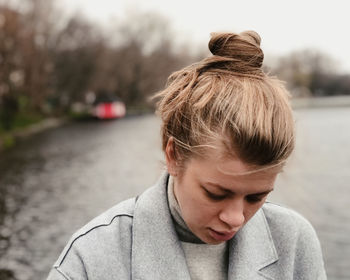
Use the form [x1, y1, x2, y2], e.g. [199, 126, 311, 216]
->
[208, 228, 237, 242]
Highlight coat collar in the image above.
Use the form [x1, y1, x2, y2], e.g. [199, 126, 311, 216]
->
[227, 207, 278, 279]
[132, 174, 191, 279]
[131, 173, 278, 279]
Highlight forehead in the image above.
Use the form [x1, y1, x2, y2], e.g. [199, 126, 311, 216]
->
[184, 152, 279, 193]
[192, 146, 280, 174]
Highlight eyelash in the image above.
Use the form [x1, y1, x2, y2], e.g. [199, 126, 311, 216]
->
[245, 196, 264, 204]
[203, 188, 226, 201]
[203, 187, 265, 203]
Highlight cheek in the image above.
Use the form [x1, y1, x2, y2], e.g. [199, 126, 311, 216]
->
[180, 190, 219, 225]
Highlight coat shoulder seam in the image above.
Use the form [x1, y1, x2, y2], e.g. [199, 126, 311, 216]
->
[56, 212, 134, 267]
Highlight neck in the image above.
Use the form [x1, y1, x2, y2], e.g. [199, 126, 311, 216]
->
[167, 175, 204, 244]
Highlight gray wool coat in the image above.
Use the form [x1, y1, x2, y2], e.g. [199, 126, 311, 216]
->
[47, 173, 327, 280]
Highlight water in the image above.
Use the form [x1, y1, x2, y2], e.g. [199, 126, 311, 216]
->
[0, 115, 163, 279]
[271, 107, 350, 280]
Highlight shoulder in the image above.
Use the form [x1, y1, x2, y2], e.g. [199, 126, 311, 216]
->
[262, 202, 312, 227]
[50, 198, 136, 279]
[261, 202, 317, 241]
[72, 197, 136, 239]
[261, 202, 326, 278]
[68, 197, 136, 249]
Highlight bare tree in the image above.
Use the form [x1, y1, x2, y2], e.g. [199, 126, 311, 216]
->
[50, 15, 105, 112]
[0, 6, 23, 129]
[91, 11, 193, 108]
[20, 0, 63, 111]
[1, 2, 197, 128]
[273, 49, 341, 97]
[0, 0, 62, 128]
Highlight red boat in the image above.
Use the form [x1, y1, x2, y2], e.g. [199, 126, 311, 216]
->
[92, 94, 126, 119]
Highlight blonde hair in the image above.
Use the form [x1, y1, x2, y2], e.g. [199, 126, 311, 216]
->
[154, 31, 295, 169]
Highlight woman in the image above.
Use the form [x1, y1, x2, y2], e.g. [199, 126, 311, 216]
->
[47, 31, 326, 279]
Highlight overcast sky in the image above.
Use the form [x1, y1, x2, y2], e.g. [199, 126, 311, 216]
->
[61, 0, 350, 73]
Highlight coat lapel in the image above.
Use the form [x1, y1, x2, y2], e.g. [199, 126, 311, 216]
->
[131, 173, 279, 279]
[228, 208, 279, 279]
[131, 174, 191, 280]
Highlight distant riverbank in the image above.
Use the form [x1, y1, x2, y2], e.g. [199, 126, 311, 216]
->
[1, 95, 350, 151]
[292, 95, 350, 109]
[0, 118, 68, 152]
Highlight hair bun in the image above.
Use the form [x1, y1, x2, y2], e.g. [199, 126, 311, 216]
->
[208, 31, 264, 69]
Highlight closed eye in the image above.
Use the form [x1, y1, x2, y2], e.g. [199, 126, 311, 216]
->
[245, 195, 265, 204]
[203, 187, 227, 201]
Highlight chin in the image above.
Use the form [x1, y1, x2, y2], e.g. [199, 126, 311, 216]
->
[200, 233, 226, 245]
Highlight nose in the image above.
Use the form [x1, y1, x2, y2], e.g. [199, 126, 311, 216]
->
[218, 198, 245, 229]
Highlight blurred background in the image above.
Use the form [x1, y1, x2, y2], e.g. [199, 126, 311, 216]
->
[0, 0, 349, 279]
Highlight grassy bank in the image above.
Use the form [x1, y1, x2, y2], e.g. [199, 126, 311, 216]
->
[0, 112, 68, 151]
[0, 113, 45, 150]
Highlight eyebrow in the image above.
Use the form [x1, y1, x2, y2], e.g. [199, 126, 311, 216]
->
[205, 182, 274, 196]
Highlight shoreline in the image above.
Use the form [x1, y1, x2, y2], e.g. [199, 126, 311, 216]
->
[1, 96, 350, 151]
[0, 118, 68, 152]
[291, 95, 350, 109]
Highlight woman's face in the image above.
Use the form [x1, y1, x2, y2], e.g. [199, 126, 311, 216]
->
[166, 143, 278, 245]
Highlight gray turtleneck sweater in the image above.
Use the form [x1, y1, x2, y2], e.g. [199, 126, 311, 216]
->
[167, 176, 228, 280]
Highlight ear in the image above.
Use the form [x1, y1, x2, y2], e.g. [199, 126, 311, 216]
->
[165, 137, 178, 177]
